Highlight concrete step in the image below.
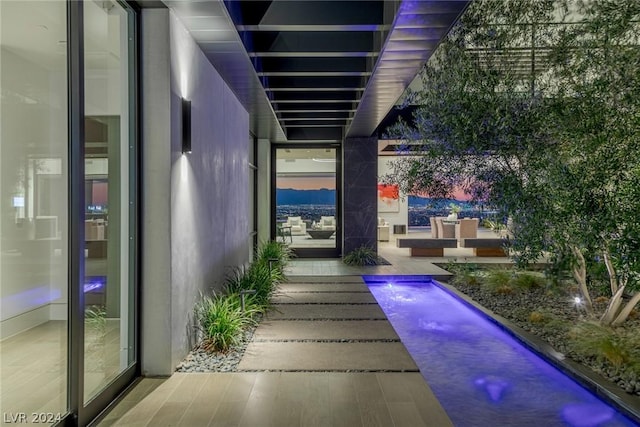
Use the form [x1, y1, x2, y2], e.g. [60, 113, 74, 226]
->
[267, 304, 386, 320]
[272, 292, 377, 304]
[285, 276, 365, 283]
[253, 320, 399, 341]
[278, 282, 370, 293]
[237, 342, 418, 372]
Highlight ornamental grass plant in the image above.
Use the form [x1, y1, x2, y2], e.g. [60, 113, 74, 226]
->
[343, 245, 383, 266]
[194, 292, 258, 352]
[194, 239, 292, 353]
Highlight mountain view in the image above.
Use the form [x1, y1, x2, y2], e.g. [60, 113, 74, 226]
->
[277, 188, 336, 205]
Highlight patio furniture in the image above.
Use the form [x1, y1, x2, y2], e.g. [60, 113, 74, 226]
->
[436, 218, 456, 238]
[396, 238, 458, 256]
[285, 216, 307, 235]
[429, 217, 439, 238]
[378, 217, 389, 242]
[460, 238, 508, 257]
[277, 225, 292, 243]
[318, 216, 336, 231]
[307, 230, 335, 239]
[393, 224, 406, 234]
[455, 218, 479, 240]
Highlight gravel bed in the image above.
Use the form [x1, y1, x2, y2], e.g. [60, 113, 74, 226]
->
[448, 279, 640, 397]
[176, 318, 260, 373]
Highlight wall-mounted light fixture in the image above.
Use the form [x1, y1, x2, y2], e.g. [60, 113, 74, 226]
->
[181, 98, 191, 154]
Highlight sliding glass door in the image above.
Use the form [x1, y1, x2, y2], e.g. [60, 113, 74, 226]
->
[273, 146, 341, 257]
[0, 1, 138, 424]
[82, 0, 136, 407]
[0, 1, 69, 422]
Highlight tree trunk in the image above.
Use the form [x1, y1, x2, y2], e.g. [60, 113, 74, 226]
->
[611, 291, 640, 326]
[602, 252, 618, 294]
[571, 246, 593, 314]
[600, 285, 625, 325]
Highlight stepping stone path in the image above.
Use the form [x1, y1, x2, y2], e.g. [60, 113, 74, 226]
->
[237, 280, 420, 372]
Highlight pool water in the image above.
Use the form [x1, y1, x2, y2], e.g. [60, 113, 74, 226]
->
[364, 277, 638, 427]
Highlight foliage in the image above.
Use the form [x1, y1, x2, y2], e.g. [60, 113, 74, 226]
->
[343, 245, 383, 266]
[225, 240, 292, 307]
[194, 292, 257, 352]
[383, 0, 640, 324]
[483, 268, 515, 295]
[512, 271, 547, 290]
[194, 239, 291, 353]
[224, 263, 275, 308]
[85, 305, 107, 334]
[446, 261, 482, 287]
[568, 322, 638, 370]
[528, 311, 546, 324]
[255, 239, 294, 272]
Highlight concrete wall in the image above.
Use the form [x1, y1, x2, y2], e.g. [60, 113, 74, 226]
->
[257, 139, 271, 244]
[343, 137, 377, 254]
[142, 9, 250, 376]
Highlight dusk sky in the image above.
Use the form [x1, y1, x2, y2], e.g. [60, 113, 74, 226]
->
[410, 186, 472, 201]
[277, 176, 335, 190]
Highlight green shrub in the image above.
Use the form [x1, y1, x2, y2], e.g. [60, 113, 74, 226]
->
[483, 268, 514, 294]
[194, 292, 257, 352]
[224, 263, 277, 308]
[528, 311, 545, 323]
[255, 240, 293, 270]
[569, 322, 633, 368]
[446, 262, 481, 286]
[85, 305, 107, 334]
[343, 245, 381, 266]
[512, 271, 547, 290]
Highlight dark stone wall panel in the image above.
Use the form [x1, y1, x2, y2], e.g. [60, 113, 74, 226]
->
[343, 137, 377, 255]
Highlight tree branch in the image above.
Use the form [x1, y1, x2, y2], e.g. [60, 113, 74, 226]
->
[602, 251, 618, 294]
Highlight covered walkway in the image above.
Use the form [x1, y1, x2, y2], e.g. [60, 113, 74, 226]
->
[99, 274, 452, 426]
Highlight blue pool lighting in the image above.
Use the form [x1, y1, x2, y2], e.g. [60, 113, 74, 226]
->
[363, 276, 638, 427]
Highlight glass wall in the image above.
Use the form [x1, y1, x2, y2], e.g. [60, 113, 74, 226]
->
[0, 0, 69, 421]
[274, 147, 338, 255]
[0, 0, 137, 423]
[82, 0, 135, 403]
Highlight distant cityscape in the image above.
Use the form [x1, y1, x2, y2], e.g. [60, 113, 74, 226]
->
[276, 190, 499, 227]
[276, 205, 336, 223]
[408, 195, 497, 226]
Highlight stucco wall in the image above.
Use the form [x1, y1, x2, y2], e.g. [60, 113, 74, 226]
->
[142, 9, 250, 376]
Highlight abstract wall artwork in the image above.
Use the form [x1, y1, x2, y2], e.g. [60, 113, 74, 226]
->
[378, 183, 399, 212]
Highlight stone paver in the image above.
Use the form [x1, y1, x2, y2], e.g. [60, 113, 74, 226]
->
[237, 342, 418, 371]
[278, 281, 370, 293]
[267, 304, 386, 320]
[252, 320, 400, 341]
[104, 373, 452, 427]
[271, 292, 378, 304]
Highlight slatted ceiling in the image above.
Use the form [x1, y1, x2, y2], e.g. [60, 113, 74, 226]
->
[159, 0, 468, 142]
[347, 0, 470, 138]
[264, 76, 368, 89]
[247, 32, 380, 53]
[226, 0, 384, 141]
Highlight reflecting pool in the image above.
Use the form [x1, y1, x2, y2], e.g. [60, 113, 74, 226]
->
[364, 277, 638, 427]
